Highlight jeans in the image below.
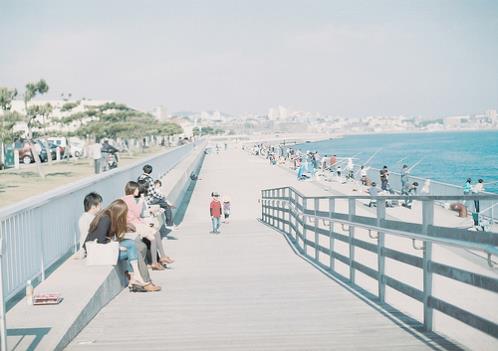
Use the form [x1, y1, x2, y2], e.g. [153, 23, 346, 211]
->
[119, 239, 139, 272]
[211, 216, 221, 233]
[381, 179, 388, 191]
[134, 238, 151, 282]
[474, 200, 480, 213]
[94, 158, 101, 174]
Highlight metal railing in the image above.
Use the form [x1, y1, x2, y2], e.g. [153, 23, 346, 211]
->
[356, 165, 498, 222]
[0, 141, 203, 303]
[261, 186, 498, 342]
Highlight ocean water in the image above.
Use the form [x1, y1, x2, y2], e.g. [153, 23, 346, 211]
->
[295, 130, 498, 193]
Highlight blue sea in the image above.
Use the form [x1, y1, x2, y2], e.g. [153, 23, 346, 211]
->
[295, 130, 498, 193]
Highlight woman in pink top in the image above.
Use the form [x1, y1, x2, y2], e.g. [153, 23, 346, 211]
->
[122, 181, 173, 270]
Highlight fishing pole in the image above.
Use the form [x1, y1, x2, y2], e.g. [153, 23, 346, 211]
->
[363, 148, 382, 166]
[408, 157, 425, 172]
[394, 157, 408, 166]
[483, 180, 498, 185]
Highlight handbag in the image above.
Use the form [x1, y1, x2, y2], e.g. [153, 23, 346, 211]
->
[85, 239, 119, 266]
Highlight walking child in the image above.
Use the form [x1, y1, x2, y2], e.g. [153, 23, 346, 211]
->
[223, 197, 231, 223]
[210, 192, 222, 233]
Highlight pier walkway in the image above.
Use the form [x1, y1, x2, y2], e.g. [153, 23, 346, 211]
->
[68, 147, 464, 350]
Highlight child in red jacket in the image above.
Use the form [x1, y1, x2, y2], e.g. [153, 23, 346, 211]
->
[210, 192, 222, 233]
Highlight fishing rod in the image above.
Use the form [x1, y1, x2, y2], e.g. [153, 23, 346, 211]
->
[394, 157, 408, 166]
[363, 148, 382, 166]
[408, 157, 425, 172]
[483, 180, 498, 185]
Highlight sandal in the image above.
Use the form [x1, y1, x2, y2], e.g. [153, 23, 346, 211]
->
[129, 284, 147, 293]
[151, 262, 165, 271]
[143, 283, 161, 292]
[160, 257, 175, 264]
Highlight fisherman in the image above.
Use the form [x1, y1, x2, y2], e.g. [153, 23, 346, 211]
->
[321, 154, 328, 170]
[463, 178, 472, 209]
[329, 154, 337, 171]
[360, 165, 370, 185]
[367, 182, 379, 207]
[463, 178, 472, 195]
[401, 164, 409, 189]
[472, 179, 484, 213]
[402, 181, 419, 209]
[380, 166, 390, 191]
[345, 158, 354, 180]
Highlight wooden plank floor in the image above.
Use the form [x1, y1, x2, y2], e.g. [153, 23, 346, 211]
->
[67, 147, 459, 351]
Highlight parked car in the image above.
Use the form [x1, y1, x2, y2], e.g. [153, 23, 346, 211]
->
[45, 138, 65, 157]
[38, 141, 58, 162]
[68, 138, 85, 157]
[16, 140, 58, 164]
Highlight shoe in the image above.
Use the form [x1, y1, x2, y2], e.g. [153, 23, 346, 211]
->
[160, 257, 175, 264]
[129, 284, 147, 293]
[151, 262, 166, 271]
[143, 283, 161, 292]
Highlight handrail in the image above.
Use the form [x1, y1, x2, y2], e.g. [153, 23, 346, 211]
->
[262, 187, 498, 201]
[261, 185, 498, 343]
[283, 199, 498, 257]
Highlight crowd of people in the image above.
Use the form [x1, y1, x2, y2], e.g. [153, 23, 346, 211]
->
[249, 143, 490, 217]
[78, 164, 178, 293]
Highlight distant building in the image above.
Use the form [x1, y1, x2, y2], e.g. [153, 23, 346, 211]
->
[444, 115, 469, 129]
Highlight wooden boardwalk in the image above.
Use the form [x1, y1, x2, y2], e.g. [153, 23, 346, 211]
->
[67, 146, 459, 351]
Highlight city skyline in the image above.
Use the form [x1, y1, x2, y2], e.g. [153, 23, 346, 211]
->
[1, 0, 498, 118]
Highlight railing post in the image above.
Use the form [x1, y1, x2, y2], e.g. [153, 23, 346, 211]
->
[348, 198, 356, 284]
[376, 200, 386, 303]
[0, 231, 8, 351]
[314, 198, 319, 262]
[303, 198, 308, 255]
[261, 190, 264, 221]
[271, 190, 276, 227]
[422, 200, 434, 332]
[329, 198, 335, 272]
[39, 209, 46, 281]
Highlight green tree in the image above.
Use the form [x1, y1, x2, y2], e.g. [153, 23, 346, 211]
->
[0, 87, 22, 168]
[73, 104, 183, 141]
[0, 87, 17, 111]
[24, 79, 50, 176]
[0, 87, 21, 142]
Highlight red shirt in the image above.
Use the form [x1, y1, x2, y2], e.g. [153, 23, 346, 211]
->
[210, 200, 222, 217]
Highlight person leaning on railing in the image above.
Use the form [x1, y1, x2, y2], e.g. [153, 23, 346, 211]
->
[85, 199, 161, 292]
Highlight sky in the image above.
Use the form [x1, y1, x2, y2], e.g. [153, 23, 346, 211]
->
[1, 0, 497, 117]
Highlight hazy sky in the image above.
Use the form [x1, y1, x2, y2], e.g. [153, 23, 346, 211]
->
[1, 0, 497, 117]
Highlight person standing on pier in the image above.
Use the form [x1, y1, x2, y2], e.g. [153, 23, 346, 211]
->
[329, 154, 337, 171]
[463, 178, 472, 209]
[402, 181, 419, 209]
[360, 165, 370, 185]
[463, 178, 472, 195]
[346, 158, 354, 181]
[472, 179, 484, 213]
[380, 166, 390, 191]
[400, 165, 409, 189]
[210, 192, 222, 233]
